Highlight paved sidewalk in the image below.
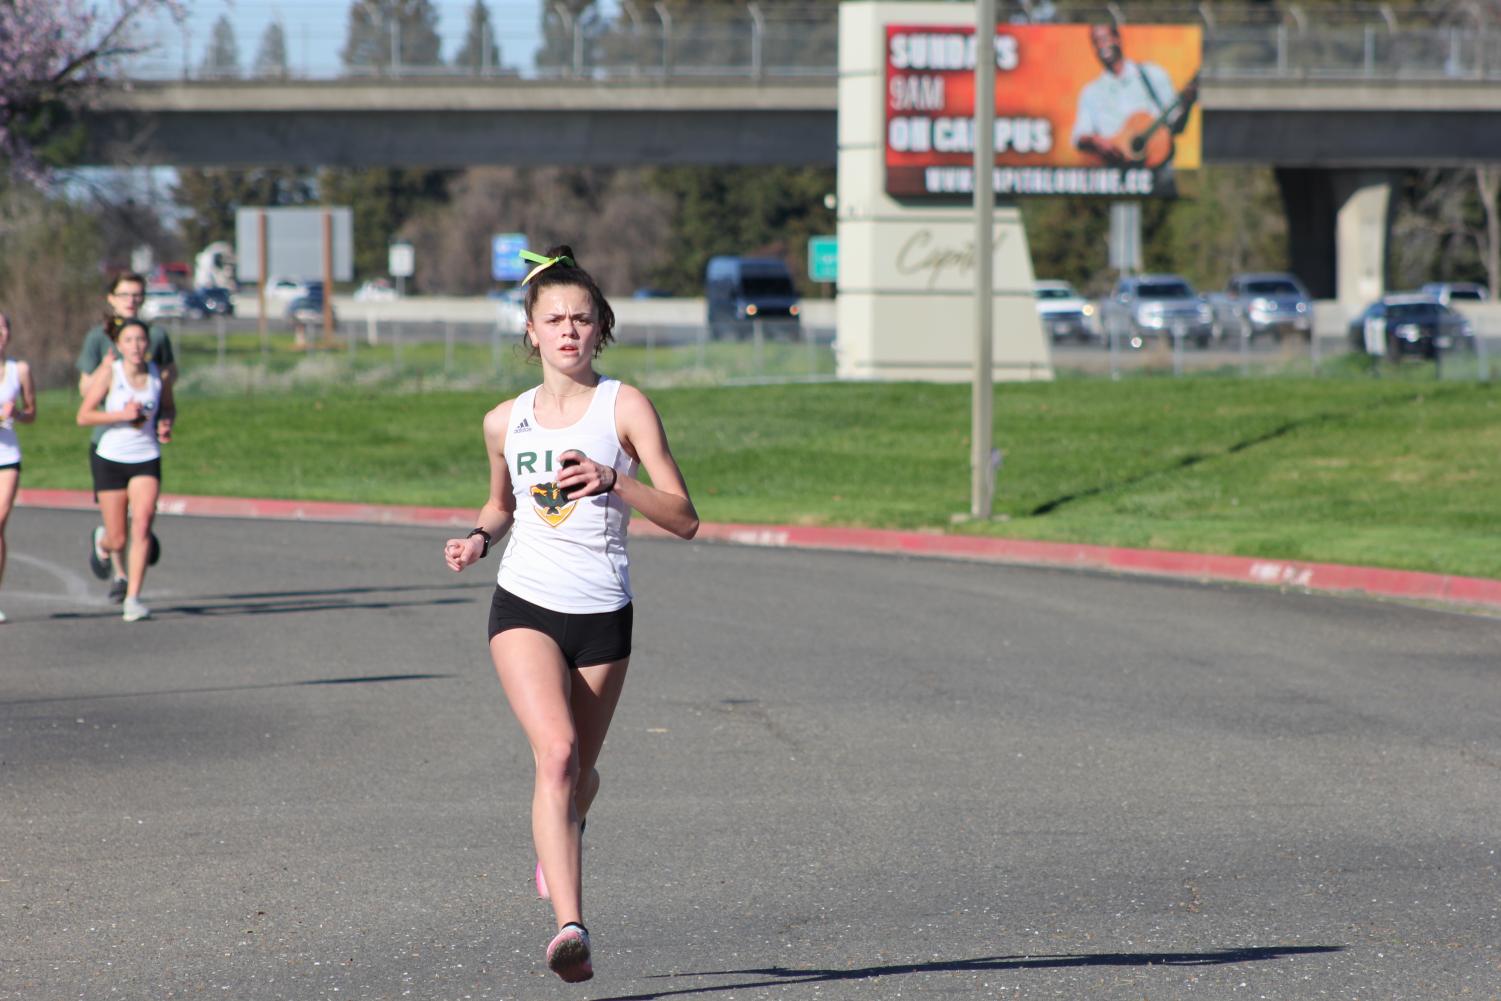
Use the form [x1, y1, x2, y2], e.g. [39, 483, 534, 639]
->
[19, 487, 1501, 613]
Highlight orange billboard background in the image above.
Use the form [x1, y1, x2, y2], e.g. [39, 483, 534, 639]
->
[886, 24, 1203, 197]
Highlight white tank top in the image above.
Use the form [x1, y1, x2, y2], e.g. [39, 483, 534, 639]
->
[0, 360, 20, 465]
[497, 378, 639, 613]
[95, 360, 162, 464]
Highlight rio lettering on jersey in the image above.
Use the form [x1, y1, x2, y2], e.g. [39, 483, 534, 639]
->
[514, 450, 564, 475]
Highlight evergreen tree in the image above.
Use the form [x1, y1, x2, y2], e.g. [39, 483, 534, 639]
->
[1021, 198, 1112, 292]
[200, 15, 241, 79]
[454, 0, 500, 73]
[253, 22, 290, 79]
[1021, 167, 1289, 295]
[316, 167, 453, 279]
[648, 165, 835, 296]
[172, 169, 316, 256]
[341, 0, 443, 74]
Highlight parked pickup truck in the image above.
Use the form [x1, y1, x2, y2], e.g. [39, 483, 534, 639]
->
[1099, 274, 1215, 348]
[1208, 272, 1313, 342]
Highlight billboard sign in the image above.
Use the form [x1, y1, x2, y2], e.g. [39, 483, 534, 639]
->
[235, 207, 354, 281]
[885, 23, 1201, 199]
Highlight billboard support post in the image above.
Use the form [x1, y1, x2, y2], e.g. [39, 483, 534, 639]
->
[257, 210, 269, 358]
[972, 0, 996, 520]
[321, 210, 335, 341]
[1109, 201, 1142, 275]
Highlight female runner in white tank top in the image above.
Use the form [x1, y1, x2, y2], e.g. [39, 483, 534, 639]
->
[0, 312, 38, 624]
[443, 246, 698, 984]
[76, 320, 175, 622]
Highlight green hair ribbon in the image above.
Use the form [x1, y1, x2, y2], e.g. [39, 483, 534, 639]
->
[519, 249, 576, 286]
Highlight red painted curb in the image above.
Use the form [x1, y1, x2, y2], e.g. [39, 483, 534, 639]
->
[19, 488, 1501, 611]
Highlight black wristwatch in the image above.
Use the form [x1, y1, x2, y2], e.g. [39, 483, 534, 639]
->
[466, 527, 492, 558]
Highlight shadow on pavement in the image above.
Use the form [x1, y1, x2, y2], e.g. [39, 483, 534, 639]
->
[0, 672, 452, 707]
[190, 582, 489, 602]
[607, 945, 1346, 1000]
[52, 592, 473, 620]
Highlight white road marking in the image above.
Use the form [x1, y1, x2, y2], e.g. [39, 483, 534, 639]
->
[7, 552, 108, 605]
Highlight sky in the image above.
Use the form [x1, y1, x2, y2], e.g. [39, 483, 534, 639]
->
[125, 0, 623, 79]
[66, 2, 638, 242]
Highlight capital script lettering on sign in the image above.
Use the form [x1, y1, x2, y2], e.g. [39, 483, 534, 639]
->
[894, 229, 1010, 290]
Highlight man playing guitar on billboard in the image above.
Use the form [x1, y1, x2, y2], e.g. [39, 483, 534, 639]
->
[1071, 22, 1198, 195]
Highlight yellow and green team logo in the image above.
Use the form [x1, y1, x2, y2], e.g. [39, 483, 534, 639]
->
[530, 481, 578, 528]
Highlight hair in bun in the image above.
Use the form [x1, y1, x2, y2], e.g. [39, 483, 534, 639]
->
[522, 244, 615, 357]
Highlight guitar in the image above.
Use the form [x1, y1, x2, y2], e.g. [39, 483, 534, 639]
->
[1105, 72, 1199, 169]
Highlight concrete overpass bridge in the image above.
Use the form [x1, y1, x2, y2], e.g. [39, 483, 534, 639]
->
[87, 1, 1501, 304]
[83, 77, 1501, 170]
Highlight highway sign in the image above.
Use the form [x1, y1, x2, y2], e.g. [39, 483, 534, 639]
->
[808, 235, 838, 283]
[492, 233, 529, 282]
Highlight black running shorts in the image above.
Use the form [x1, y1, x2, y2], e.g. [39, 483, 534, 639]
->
[488, 585, 633, 670]
[90, 451, 161, 495]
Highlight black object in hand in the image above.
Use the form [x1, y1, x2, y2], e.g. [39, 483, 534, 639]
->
[560, 455, 581, 499]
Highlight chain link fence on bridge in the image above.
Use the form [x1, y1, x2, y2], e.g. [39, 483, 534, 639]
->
[126, 2, 1501, 83]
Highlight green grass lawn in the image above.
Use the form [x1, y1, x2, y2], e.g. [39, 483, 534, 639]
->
[19, 369, 1500, 579]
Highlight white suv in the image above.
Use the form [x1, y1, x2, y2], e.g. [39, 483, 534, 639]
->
[1033, 281, 1098, 342]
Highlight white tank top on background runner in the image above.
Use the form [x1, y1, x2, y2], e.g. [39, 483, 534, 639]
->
[498, 378, 639, 613]
[0, 360, 21, 465]
[95, 360, 162, 464]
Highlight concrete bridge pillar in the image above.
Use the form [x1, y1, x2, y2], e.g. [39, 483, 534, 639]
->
[1276, 167, 1400, 312]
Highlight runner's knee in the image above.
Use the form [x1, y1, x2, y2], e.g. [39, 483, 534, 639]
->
[535, 739, 580, 791]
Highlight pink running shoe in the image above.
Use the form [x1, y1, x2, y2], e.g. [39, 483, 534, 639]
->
[546, 923, 593, 983]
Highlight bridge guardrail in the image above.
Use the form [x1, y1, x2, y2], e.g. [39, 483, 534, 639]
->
[121, 4, 1501, 83]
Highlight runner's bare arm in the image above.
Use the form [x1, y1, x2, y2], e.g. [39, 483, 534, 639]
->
[12, 362, 36, 423]
[613, 384, 698, 540]
[444, 400, 519, 572]
[75, 365, 136, 426]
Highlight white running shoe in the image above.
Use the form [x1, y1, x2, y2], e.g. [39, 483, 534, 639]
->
[0, 609, 8, 623]
[89, 526, 111, 580]
[122, 597, 151, 622]
[545, 923, 593, 983]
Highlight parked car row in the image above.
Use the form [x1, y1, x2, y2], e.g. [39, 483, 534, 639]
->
[1034, 272, 1306, 349]
[285, 281, 336, 329]
[1033, 281, 1096, 342]
[1100, 275, 1216, 348]
[1346, 294, 1476, 359]
[139, 284, 236, 321]
[1035, 273, 1490, 357]
[1206, 273, 1313, 342]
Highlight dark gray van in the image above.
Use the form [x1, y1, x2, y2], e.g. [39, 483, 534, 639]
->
[705, 256, 802, 339]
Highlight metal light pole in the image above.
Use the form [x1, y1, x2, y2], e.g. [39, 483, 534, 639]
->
[971, 0, 997, 519]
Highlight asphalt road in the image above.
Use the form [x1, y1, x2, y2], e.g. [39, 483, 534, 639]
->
[2, 508, 1498, 1000]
